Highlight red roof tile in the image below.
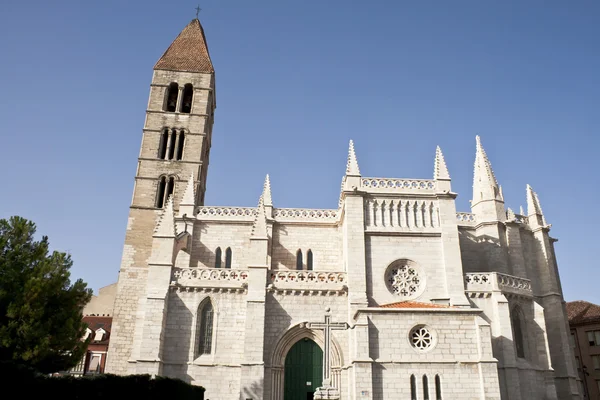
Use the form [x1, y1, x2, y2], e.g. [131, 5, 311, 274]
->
[154, 19, 214, 73]
[566, 301, 600, 325]
[379, 301, 451, 309]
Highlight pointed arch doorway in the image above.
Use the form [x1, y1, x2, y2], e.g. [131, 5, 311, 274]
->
[284, 338, 323, 400]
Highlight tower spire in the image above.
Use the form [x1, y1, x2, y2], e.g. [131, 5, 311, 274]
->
[471, 136, 504, 222]
[251, 196, 268, 239]
[154, 19, 214, 73]
[434, 146, 450, 180]
[346, 140, 361, 176]
[262, 174, 273, 207]
[181, 172, 196, 206]
[154, 195, 176, 237]
[472, 135, 502, 202]
[526, 184, 547, 227]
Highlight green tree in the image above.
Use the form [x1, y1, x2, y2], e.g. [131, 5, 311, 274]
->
[0, 216, 92, 373]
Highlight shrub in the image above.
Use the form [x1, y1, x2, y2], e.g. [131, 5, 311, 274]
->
[0, 361, 205, 399]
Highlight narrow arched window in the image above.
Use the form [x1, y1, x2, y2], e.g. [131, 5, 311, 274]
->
[225, 247, 232, 269]
[158, 128, 168, 159]
[176, 130, 185, 160]
[423, 375, 430, 400]
[156, 176, 167, 208]
[165, 82, 179, 112]
[181, 83, 193, 113]
[307, 250, 313, 271]
[435, 375, 442, 400]
[167, 129, 177, 160]
[410, 374, 417, 400]
[512, 306, 525, 358]
[215, 247, 222, 269]
[166, 176, 175, 201]
[296, 250, 303, 270]
[196, 299, 214, 356]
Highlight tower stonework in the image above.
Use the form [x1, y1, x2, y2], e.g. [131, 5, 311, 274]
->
[106, 18, 581, 400]
[106, 18, 215, 374]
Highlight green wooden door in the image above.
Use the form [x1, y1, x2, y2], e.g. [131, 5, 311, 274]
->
[284, 338, 323, 400]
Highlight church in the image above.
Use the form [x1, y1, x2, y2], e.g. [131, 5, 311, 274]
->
[105, 18, 581, 400]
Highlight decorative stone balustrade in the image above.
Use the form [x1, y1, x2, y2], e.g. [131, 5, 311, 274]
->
[273, 208, 338, 223]
[514, 214, 529, 225]
[464, 272, 532, 297]
[361, 178, 436, 193]
[269, 270, 347, 293]
[195, 207, 257, 221]
[364, 198, 440, 232]
[171, 267, 249, 289]
[456, 212, 476, 225]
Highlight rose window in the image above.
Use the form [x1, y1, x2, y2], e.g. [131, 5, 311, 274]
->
[409, 325, 435, 351]
[385, 262, 424, 299]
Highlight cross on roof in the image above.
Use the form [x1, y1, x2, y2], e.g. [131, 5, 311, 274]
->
[195, 5, 202, 18]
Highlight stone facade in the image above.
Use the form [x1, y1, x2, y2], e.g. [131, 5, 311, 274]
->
[106, 18, 582, 400]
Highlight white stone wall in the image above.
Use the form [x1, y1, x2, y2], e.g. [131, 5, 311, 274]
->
[365, 235, 447, 305]
[190, 222, 253, 269]
[366, 311, 500, 399]
[271, 224, 342, 271]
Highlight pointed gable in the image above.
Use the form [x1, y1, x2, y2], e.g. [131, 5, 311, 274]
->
[154, 19, 214, 73]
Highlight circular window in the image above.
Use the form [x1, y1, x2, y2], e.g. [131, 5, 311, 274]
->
[384, 260, 425, 299]
[409, 325, 435, 352]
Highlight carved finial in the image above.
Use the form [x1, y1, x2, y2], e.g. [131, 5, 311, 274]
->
[520, 205, 525, 216]
[498, 185, 504, 201]
[154, 195, 176, 237]
[506, 207, 516, 221]
[251, 195, 268, 238]
[434, 146, 450, 180]
[181, 172, 196, 206]
[346, 140, 361, 176]
[262, 174, 273, 207]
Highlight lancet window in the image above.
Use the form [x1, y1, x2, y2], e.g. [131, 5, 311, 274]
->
[225, 247, 232, 269]
[296, 250, 303, 270]
[181, 84, 193, 113]
[215, 247, 222, 269]
[156, 175, 175, 208]
[196, 299, 214, 356]
[164, 82, 179, 112]
[511, 305, 526, 359]
[158, 128, 185, 161]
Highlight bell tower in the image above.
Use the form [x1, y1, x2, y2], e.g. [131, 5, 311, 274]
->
[106, 18, 216, 374]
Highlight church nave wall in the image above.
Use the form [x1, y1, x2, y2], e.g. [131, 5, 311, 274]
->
[163, 291, 247, 366]
[190, 222, 253, 269]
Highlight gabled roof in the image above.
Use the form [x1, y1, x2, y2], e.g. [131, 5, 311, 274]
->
[154, 19, 214, 73]
[379, 301, 451, 309]
[566, 301, 600, 325]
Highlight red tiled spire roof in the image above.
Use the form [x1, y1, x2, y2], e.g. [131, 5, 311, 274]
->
[566, 301, 600, 325]
[154, 19, 214, 73]
[379, 301, 451, 309]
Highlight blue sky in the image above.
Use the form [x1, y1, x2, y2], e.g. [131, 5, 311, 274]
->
[0, 1, 598, 303]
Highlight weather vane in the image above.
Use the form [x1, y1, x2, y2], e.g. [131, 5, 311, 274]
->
[195, 5, 202, 18]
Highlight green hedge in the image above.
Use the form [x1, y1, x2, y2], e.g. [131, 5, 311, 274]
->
[1, 362, 205, 399]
